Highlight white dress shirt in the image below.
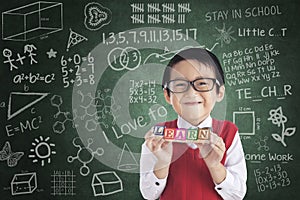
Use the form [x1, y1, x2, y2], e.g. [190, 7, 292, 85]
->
[139, 116, 247, 200]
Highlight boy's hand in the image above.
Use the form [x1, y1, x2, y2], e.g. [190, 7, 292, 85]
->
[145, 129, 173, 167]
[196, 132, 226, 168]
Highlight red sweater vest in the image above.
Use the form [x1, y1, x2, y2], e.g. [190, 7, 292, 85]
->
[160, 119, 237, 200]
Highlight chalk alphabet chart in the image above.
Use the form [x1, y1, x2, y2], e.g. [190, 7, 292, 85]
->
[0, 0, 299, 199]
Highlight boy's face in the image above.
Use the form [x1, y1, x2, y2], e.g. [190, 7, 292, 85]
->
[164, 59, 225, 126]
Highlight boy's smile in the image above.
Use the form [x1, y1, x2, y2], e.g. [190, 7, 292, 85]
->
[164, 59, 225, 126]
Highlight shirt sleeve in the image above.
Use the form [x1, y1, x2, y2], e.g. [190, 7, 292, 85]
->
[139, 142, 167, 200]
[214, 131, 247, 200]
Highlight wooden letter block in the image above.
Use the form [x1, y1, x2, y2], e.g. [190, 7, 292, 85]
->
[153, 126, 165, 136]
[198, 128, 210, 140]
[187, 129, 198, 140]
[174, 129, 186, 141]
[164, 128, 175, 140]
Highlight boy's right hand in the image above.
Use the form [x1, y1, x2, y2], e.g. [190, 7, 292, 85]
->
[145, 129, 173, 168]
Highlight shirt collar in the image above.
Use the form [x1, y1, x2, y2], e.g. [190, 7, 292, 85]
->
[177, 115, 212, 129]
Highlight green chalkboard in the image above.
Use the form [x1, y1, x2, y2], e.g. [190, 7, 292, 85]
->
[0, 0, 299, 199]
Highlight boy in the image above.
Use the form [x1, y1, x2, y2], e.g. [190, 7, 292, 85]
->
[139, 48, 247, 200]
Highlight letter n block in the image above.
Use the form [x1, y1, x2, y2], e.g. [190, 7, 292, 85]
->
[164, 128, 175, 140]
[198, 128, 210, 140]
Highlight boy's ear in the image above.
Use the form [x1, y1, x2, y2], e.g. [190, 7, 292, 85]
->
[216, 86, 225, 102]
[163, 89, 171, 104]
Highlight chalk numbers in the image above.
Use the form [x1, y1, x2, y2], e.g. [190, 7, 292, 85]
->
[60, 53, 95, 88]
[129, 80, 157, 104]
[254, 164, 291, 192]
[102, 28, 197, 45]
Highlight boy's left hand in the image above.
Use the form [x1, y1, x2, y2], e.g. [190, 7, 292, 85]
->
[196, 132, 226, 168]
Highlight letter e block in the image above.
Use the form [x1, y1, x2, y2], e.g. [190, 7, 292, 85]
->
[164, 128, 175, 140]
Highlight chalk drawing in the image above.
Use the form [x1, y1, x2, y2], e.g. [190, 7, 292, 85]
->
[117, 143, 138, 171]
[213, 23, 236, 47]
[268, 106, 296, 147]
[2, 1, 63, 41]
[28, 136, 56, 166]
[46, 48, 58, 59]
[0, 141, 24, 167]
[84, 2, 112, 31]
[67, 137, 104, 176]
[10, 172, 37, 195]
[66, 29, 88, 52]
[7, 92, 49, 120]
[91, 171, 123, 196]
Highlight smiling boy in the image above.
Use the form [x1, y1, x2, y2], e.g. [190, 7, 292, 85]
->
[139, 48, 247, 200]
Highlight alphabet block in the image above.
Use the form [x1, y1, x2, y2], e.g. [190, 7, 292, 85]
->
[153, 125, 165, 136]
[153, 125, 211, 143]
[164, 128, 176, 140]
[174, 129, 187, 141]
[187, 129, 198, 140]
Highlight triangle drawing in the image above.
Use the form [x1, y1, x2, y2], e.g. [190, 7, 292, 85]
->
[117, 143, 138, 171]
[66, 29, 88, 52]
[7, 92, 49, 120]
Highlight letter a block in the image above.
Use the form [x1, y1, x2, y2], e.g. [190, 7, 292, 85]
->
[174, 129, 187, 141]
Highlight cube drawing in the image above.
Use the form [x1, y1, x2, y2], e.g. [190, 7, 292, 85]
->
[91, 171, 123, 196]
[11, 172, 37, 195]
[2, 1, 63, 41]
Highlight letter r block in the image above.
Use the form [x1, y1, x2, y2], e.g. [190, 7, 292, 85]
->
[187, 129, 198, 140]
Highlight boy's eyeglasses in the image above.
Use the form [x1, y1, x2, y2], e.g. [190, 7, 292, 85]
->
[164, 78, 220, 93]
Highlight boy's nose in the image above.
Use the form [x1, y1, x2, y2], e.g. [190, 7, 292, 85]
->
[185, 84, 198, 96]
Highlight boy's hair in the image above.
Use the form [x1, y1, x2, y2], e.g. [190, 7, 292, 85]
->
[162, 48, 225, 96]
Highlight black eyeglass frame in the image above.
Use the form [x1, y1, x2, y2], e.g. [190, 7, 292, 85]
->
[164, 78, 221, 93]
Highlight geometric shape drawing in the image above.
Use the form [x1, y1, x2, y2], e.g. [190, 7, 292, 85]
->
[91, 171, 123, 196]
[28, 136, 56, 166]
[11, 172, 37, 195]
[7, 92, 49, 120]
[2, 1, 63, 41]
[66, 29, 87, 52]
[46, 48, 57, 59]
[233, 111, 255, 135]
[0, 141, 24, 167]
[67, 137, 104, 176]
[117, 143, 138, 171]
[84, 2, 112, 31]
